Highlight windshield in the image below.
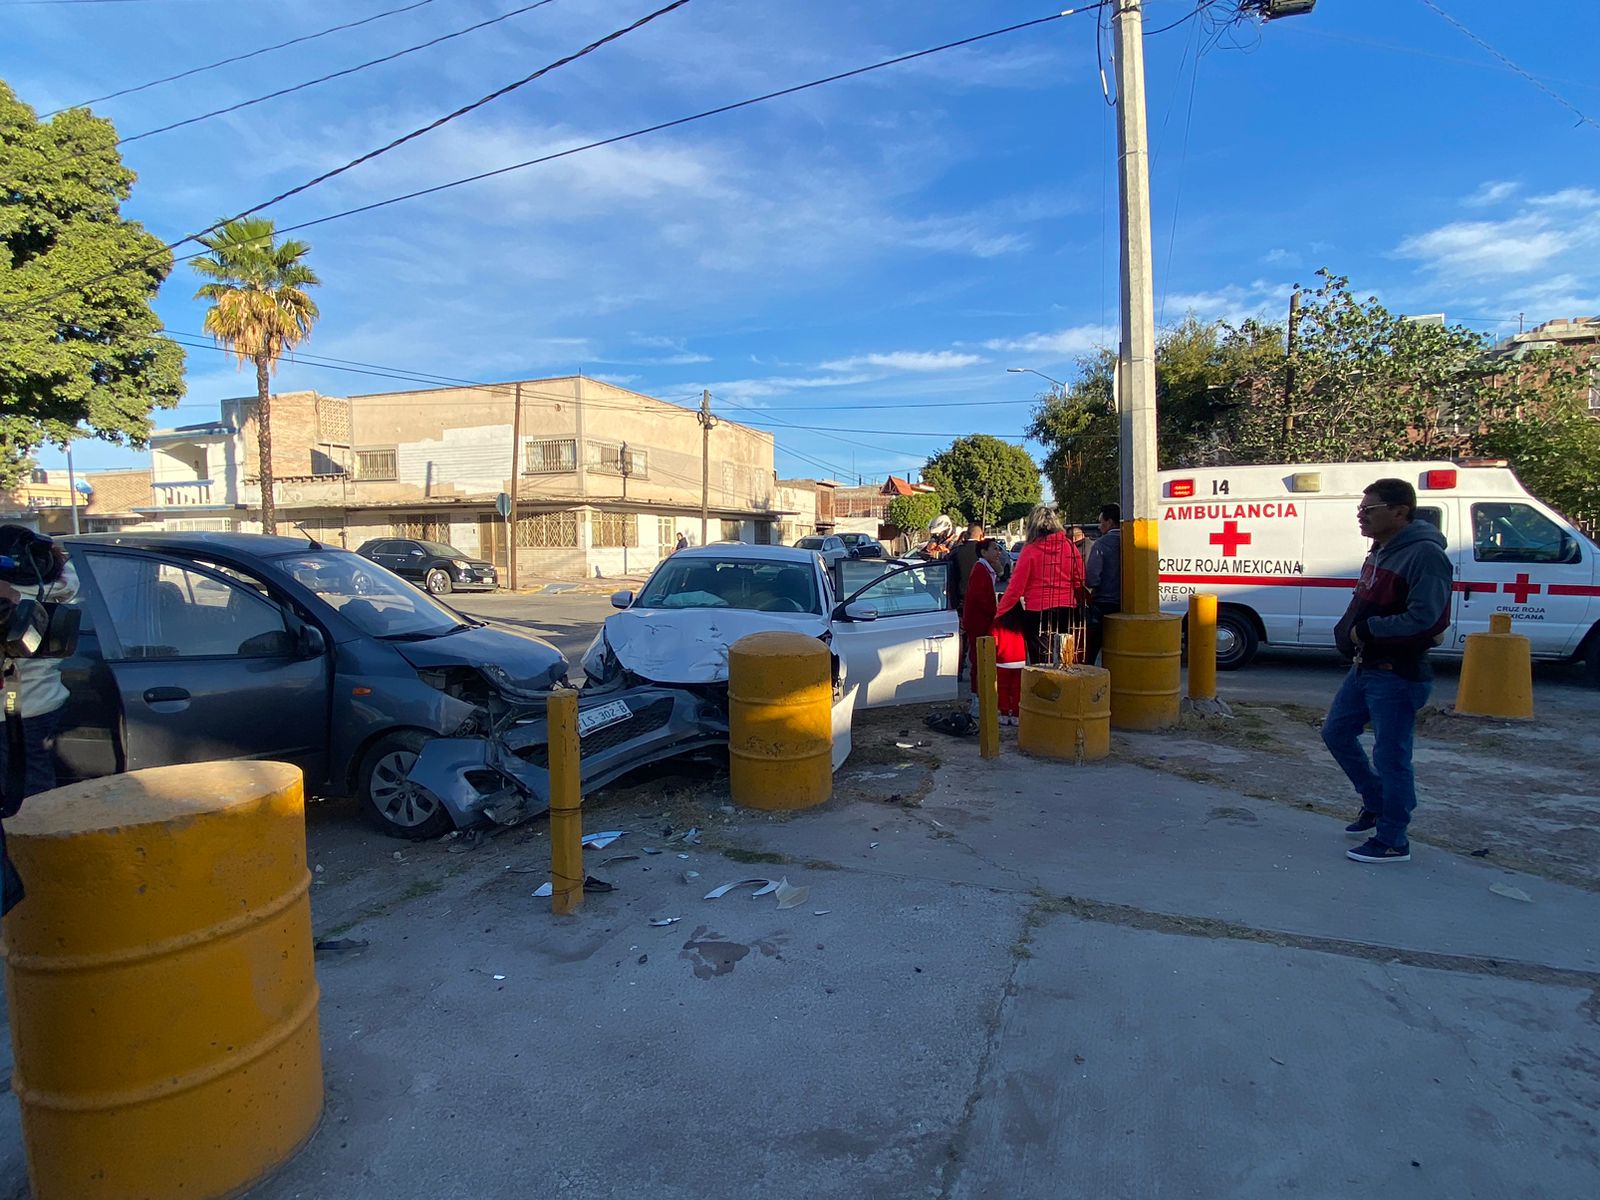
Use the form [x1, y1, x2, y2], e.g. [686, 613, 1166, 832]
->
[419, 541, 464, 558]
[795, 537, 825, 549]
[634, 556, 822, 615]
[275, 550, 465, 638]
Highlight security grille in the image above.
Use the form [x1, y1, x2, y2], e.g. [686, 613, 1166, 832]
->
[356, 448, 397, 481]
[516, 511, 579, 548]
[525, 439, 578, 474]
[592, 512, 638, 548]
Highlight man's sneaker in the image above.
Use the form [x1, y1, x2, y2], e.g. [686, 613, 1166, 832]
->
[1347, 838, 1410, 863]
[1344, 811, 1378, 838]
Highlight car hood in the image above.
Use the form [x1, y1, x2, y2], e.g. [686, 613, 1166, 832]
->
[604, 607, 829, 685]
[392, 623, 568, 693]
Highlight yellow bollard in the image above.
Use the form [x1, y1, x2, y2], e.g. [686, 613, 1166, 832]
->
[729, 631, 833, 810]
[1455, 612, 1534, 719]
[1017, 665, 1111, 762]
[977, 635, 1000, 759]
[1187, 593, 1218, 701]
[547, 690, 584, 915]
[1102, 611, 1183, 730]
[2, 762, 322, 1200]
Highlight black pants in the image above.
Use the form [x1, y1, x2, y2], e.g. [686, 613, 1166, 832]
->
[1086, 602, 1120, 665]
[1023, 608, 1079, 665]
[1, 708, 61, 916]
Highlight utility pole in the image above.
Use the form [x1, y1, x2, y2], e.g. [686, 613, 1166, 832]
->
[1104, 0, 1181, 731]
[1283, 287, 1301, 448]
[508, 382, 522, 590]
[698, 390, 717, 546]
[620, 440, 631, 576]
[66, 438, 80, 535]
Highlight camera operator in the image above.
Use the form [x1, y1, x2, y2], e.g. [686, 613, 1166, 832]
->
[0, 531, 78, 800]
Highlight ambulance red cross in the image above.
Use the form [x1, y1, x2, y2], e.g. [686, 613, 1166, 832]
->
[1156, 460, 1600, 685]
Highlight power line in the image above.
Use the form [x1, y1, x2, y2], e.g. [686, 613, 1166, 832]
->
[111, 0, 563, 150]
[1415, 0, 1599, 133]
[44, 0, 441, 116]
[4, 3, 1106, 321]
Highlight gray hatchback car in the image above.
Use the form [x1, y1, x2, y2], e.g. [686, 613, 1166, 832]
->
[55, 533, 568, 838]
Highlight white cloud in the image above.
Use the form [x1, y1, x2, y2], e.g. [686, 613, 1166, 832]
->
[819, 350, 983, 372]
[1464, 181, 1519, 208]
[1396, 185, 1600, 282]
[982, 325, 1112, 356]
[1525, 187, 1600, 210]
[706, 373, 880, 403]
[1262, 248, 1302, 267]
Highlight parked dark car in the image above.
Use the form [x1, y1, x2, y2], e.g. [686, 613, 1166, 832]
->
[356, 538, 497, 595]
[54, 533, 563, 838]
[838, 532, 886, 559]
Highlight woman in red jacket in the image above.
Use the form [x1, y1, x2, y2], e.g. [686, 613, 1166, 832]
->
[996, 504, 1086, 664]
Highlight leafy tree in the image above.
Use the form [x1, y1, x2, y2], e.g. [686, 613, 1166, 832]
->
[0, 81, 184, 486]
[1026, 351, 1119, 523]
[922, 433, 1040, 527]
[1476, 346, 1600, 534]
[193, 217, 320, 534]
[887, 492, 943, 539]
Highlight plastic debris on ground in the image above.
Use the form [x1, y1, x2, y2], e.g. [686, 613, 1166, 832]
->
[812, 910, 831, 916]
[533, 882, 553, 897]
[599, 854, 640, 868]
[313, 938, 369, 955]
[642, 847, 663, 855]
[649, 917, 683, 927]
[667, 827, 703, 846]
[773, 879, 809, 910]
[703, 878, 778, 900]
[581, 831, 626, 850]
[492, 974, 506, 981]
[1489, 882, 1533, 903]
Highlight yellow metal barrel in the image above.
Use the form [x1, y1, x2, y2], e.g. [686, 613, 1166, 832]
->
[2, 761, 324, 1200]
[1103, 611, 1183, 730]
[1455, 612, 1534, 719]
[1017, 665, 1111, 762]
[729, 631, 833, 810]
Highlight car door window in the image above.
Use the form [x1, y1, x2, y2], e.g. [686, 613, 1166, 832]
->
[847, 562, 950, 616]
[84, 552, 295, 659]
[1471, 503, 1578, 564]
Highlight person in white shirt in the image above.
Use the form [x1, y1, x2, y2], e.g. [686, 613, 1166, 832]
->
[0, 536, 79, 799]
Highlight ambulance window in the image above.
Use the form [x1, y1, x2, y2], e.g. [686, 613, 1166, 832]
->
[1415, 507, 1442, 530]
[1471, 503, 1579, 565]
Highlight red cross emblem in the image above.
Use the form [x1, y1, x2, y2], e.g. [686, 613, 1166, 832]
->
[1209, 520, 1252, 558]
[1503, 572, 1541, 605]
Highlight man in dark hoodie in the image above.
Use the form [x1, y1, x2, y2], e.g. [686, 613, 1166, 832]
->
[1325, 478, 1453, 864]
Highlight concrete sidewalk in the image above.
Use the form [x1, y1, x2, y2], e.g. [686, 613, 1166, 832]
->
[2, 724, 1596, 1199]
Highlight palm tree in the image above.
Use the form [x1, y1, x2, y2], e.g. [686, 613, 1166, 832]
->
[192, 217, 320, 535]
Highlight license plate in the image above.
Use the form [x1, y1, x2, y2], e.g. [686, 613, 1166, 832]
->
[577, 699, 632, 738]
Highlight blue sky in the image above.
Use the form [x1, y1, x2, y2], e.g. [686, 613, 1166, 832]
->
[9, 0, 1598, 483]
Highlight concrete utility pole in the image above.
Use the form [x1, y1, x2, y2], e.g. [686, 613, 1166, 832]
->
[1103, 0, 1182, 730]
[698, 390, 717, 547]
[1283, 287, 1301, 445]
[66, 439, 80, 535]
[508, 382, 522, 590]
[620, 440, 631, 576]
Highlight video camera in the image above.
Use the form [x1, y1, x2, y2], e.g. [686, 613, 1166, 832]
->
[0, 525, 79, 660]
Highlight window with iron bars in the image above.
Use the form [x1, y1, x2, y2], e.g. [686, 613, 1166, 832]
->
[391, 514, 450, 542]
[516, 511, 579, 548]
[592, 512, 638, 549]
[524, 438, 577, 474]
[589, 442, 648, 478]
[356, 447, 397, 481]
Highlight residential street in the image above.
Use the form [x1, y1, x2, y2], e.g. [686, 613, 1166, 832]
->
[6, 590, 1593, 1200]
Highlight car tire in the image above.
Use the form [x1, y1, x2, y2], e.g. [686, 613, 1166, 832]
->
[1584, 629, 1600, 689]
[425, 567, 452, 596]
[1215, 608, 1260, 671]
[358, 730, 453, 840]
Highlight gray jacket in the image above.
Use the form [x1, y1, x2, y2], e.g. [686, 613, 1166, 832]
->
[1085, 528, 1121, 608]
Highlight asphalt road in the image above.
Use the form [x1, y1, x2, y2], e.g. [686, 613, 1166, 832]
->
[453, 589, 1597, 712]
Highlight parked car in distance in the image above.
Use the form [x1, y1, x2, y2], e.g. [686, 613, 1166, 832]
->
[794, 534, 850, 569]
[357, 537, 497, 595]
[56, 533, 567, 839]
[838, 532, 886, 559]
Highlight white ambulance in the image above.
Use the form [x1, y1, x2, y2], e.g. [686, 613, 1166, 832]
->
[1155, 460, 1600, 684]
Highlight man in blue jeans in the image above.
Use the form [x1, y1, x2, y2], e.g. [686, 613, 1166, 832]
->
[1324, 479, 1453, 864]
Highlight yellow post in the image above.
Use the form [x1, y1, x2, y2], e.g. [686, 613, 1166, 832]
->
[1456, 612, 1534, 719]
[2, 762, 322, 1200]
[977, 635, 1000, 759]
[1187, 592, 1218, 701]
[547, 690, 583, 915]
[728, 631, 833, 810]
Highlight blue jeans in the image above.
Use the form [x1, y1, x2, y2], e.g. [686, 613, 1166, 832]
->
[1321, 668, 1431, 849]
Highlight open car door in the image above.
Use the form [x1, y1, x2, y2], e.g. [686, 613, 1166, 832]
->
[830, 560, 960, 708]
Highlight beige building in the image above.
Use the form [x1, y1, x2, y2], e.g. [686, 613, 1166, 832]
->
[143, 376, 782, 581]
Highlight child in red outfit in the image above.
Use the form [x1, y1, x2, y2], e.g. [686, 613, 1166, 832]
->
[993, 604, 1027, 722]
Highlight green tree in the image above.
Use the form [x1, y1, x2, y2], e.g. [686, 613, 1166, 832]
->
[1476, 346, 1600, 535]
[922, 434, 1040, 527]
[0, 81, 184, 486]
[1026, 351, 1119, 523]
[193, 217, 320, 534]
[887, 492, 943, 540]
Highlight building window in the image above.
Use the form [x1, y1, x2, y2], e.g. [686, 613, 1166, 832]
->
[516, 511, 579, 548]
[313, 443, 352, 475]
[356, 447, 397, 481]
[525, 438, 577, 474]
[589, 442, 648, 478]
[657, 517, 677, 554]
[720, 519, 744, 543]
[392, 514, 450, 542]
[592, 512, 638, 549]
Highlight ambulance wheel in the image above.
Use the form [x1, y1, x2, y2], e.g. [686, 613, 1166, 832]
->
[1215, 609, 1259, 671]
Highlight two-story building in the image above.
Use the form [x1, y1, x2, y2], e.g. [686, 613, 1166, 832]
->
[142, 376, 782, 582]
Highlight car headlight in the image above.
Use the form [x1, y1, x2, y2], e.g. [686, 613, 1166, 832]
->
[582, 630, 620, 685]
[452, 559, 470, 570]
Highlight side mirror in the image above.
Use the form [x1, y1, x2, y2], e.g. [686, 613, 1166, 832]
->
[410, 549, 426, 558]
[842, 601, 878, 622]
[610, 590, 634, 610]
[298, 623, 327, 658]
